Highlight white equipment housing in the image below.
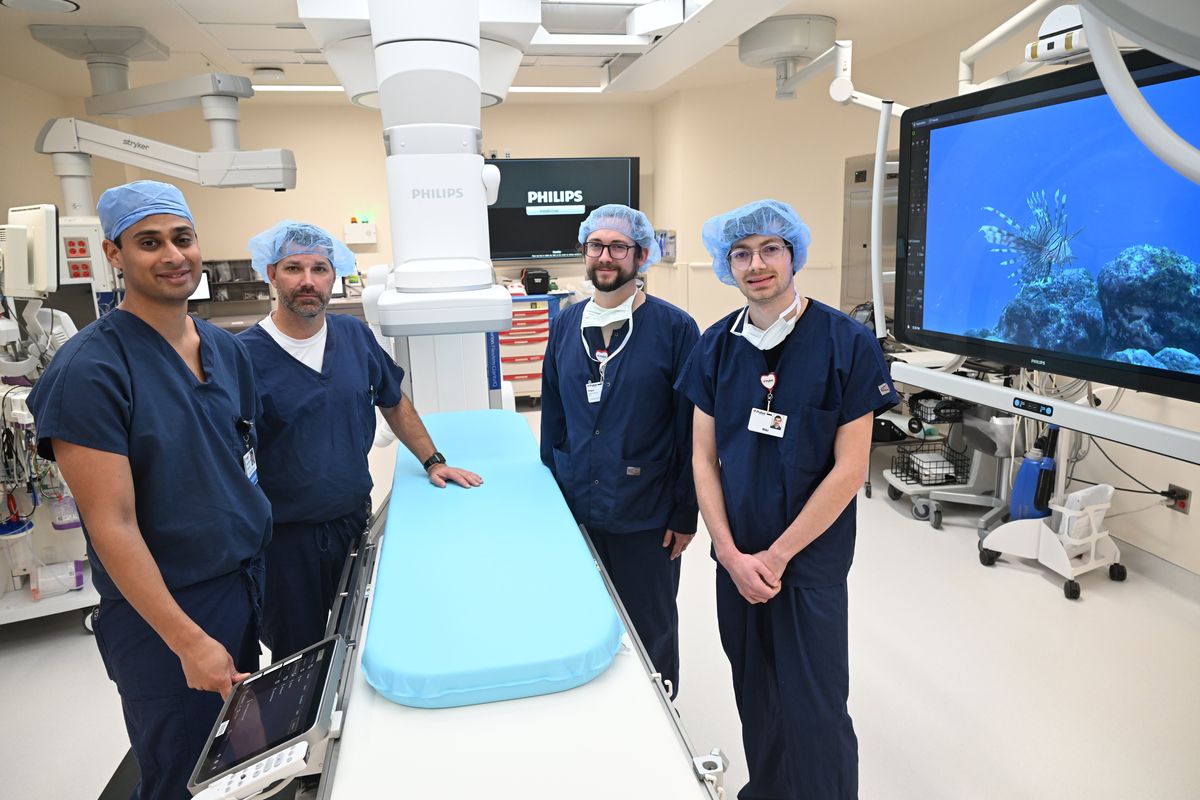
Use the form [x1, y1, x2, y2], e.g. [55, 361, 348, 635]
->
[4, 205, 58, 298]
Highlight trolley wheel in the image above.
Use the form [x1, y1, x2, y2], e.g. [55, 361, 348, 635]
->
[887, 485, 903, 501]
[907, 417, 923, 434]
[931, 508, 943, 530]
[1064, 580, 1081, 600]
[979, 547, 999, 567]
[82, 606, 96, 634]
[911, 500, 930, 521]
[1108, 563, 1128, 582]
[864, 483, 872, 499]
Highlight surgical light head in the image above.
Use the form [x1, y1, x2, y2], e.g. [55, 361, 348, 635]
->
[578, 204, 661, 272]
[248, 221, 357, 281]
[97, 180, 194, 243]
[702, 199, 811, 286]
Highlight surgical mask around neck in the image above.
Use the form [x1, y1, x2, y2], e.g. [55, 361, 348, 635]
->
[732, 293, 801, 350]
[580, 290, 638, 330]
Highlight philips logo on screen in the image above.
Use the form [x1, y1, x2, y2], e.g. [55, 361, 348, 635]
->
[412, 187, 464, 200]
[528, 190, 583, 204]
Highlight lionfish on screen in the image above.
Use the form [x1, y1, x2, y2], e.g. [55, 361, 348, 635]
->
[980, 189, 1081, 285]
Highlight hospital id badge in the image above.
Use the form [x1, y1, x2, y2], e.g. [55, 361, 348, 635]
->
[586, 380, 604, 404]
[748, 408, 787, 438]
[242, 448, 259, 485]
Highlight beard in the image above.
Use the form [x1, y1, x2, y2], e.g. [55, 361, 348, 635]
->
[280, 287, 330, 318]
[586, 261, 638, 293]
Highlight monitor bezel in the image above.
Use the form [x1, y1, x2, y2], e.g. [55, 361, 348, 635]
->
[895, 50, 1200, 404]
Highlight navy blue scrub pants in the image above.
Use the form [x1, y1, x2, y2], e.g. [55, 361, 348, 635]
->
[716, 568, 858, 800]
[261, 506, 367, 659]
[93, 564, 263, 800]
[589, 526, 681, 697]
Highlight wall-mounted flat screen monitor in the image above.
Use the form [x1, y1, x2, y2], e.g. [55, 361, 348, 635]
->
[331, 275, 345, 298]
[485, 157, 640, 261]
[896, 51, 1200, 404]
[188, 270, 211, 302]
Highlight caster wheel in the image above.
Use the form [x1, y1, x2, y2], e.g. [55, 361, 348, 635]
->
[887, 485, 902, 501]
[912, 501, 930, 521]
[1109, 563, 1127, 582]
[907, 417, 923, 434]
[82, 606, 96, 634]
[1064, 580, 1081, 600]
[931, 508, 943, 529]
[979, 547, 999, 567]
[864, 484, 872, 499]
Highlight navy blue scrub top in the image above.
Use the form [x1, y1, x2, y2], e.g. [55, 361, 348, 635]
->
[540, 294, 701, 534]
[676, 299, 899, 587]
[239, 313, 405, 526]
[28, 310, 272, 600]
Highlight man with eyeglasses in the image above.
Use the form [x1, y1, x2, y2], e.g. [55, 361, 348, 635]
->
[676, 199, 898, 799]
[540, 204, 700, 698]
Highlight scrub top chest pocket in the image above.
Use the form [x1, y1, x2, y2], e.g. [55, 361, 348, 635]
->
[775, 404, 840, 476]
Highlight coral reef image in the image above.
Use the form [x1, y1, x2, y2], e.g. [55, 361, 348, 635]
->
[966, 189, 1200, 375]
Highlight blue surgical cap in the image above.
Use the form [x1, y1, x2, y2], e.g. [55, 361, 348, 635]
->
[97, 180, 194, 243]
[247, 220, 357, 280]
[701, 199, 811, 286]
[578, 203, 661, 271]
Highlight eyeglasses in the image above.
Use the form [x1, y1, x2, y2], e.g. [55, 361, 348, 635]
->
[581, 240, 637, 260]
[728, 243, 790, 270]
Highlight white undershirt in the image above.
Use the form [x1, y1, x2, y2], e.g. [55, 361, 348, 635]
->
[258, 313, 327, 373]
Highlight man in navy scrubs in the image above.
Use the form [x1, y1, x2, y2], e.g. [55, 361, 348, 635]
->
[677, 199, 899, 799]
[239, 221, 481, 660]
[29, 180, 272, 799]
[540, 204, 700, 697]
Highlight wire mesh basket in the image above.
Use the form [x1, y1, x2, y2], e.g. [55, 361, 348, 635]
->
[891, 439, 971, 486]
[911, 396, 966, 424]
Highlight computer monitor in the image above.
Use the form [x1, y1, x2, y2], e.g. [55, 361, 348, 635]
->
[188, 270, 212, 302]
[331, 275, 345, 298]
[896, 51, 1200, 404]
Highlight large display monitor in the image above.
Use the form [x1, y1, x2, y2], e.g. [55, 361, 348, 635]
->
[896, 51, 1200, 404]
[485, 157, 640, 261]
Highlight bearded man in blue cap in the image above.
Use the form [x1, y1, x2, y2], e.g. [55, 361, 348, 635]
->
[540, 204, 700, 698]
[28, 180, 271, 799]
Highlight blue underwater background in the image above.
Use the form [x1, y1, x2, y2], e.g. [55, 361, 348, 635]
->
[922, 73, 1200, 375]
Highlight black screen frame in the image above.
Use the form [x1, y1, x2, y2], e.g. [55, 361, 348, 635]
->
[484, 156, 641, 262]
[895, 50, 1200, 404]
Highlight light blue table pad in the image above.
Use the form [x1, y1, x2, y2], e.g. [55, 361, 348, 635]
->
[361, 409, 624, 708]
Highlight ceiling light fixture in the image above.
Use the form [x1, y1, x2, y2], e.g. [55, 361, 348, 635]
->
[508, 86, 604, 93]
[252, 67, 286, 81]
[251, 84, 344, 92]
[1, 0, 79, 11]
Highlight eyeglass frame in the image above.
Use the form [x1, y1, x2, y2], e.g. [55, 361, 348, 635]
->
[727, 240, 793, 270]
[579, 239, 642, 260]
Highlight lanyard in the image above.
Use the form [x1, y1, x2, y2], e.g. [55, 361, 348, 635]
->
[760, 372, 777, 411]
[579, 307, 636, 381]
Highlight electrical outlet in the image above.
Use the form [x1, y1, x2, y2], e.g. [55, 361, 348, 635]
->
[1168, 484, 1191, 515]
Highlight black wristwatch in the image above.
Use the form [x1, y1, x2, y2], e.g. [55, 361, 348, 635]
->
[422, 451, 447, 472]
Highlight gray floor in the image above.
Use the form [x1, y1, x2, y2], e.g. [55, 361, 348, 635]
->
[2, 412, 1198, 799]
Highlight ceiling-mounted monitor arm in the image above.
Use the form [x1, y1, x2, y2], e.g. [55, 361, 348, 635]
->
[35, 117, 296, 193]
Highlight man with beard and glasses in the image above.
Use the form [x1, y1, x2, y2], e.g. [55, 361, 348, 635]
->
[239, 221, 481, 661]
[539, 204, 700, 698]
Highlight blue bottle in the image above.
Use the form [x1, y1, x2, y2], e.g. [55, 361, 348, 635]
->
[1010, 448, 1052, 520]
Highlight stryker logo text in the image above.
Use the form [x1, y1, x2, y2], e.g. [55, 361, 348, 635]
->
[123, 139, 150, 151]
[412, 187, 464, 200]
[528, 190, 583, 204]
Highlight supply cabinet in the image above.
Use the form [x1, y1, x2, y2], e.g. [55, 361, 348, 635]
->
[499, 294, 568, 401]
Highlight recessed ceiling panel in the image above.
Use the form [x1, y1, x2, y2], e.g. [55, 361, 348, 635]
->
[200, 23, 317, 51]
